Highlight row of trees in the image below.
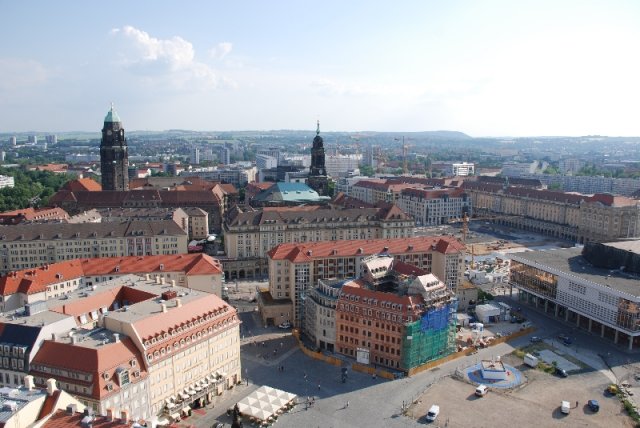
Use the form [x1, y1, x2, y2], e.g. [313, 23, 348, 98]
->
[0, 167, 71, 212]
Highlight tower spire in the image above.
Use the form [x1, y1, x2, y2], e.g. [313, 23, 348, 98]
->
[316, 120, 320, 136]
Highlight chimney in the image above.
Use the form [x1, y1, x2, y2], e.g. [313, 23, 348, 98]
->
[113, 333, 120, 343]
[71, 335, 79, 345]
[66, 404, 77, 416]
[23, 375, 35, 391]
[51, 333, 57, 341]
[145, 274, 150, 280]
[160, 277, 165, 285]
[171, 280, 176, 288]
[155, 275, 161, 284]
[176, 298, 182, 308]
[161, 303, 168, 313]
[46, 378, 57, 396]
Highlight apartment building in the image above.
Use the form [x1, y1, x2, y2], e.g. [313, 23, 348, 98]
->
[0, 274, 241, 421]
[262, 236, 465, 326]
[333, 255, 456, 371]
[509, 242, 640, 350]
[0, 208, 69, 225]
[397, 187, 471, 226]
[463, 181, 640, 243]
[350, 180, 417, 205]
[0, 221, 188, 274]
[223, 205, 414, 278]
[0, 254, 224, 312]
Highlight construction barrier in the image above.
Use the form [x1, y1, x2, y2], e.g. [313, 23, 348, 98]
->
[406, 326, 536, 377]
[351, 362, 395, 380]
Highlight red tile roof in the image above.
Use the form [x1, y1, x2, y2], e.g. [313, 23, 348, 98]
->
[131, 293, 233, 341]
[0, 260, 85, 296]
[0, 254, 222, 297]
[79, 254, 222, 276]
[36, 390, 61, 421]
[62, 178, 102, 192]
[42, 410, 126, 428]
[267, 236, 465, 262]
[338, 284, 425, 315]
[31, 337, 147, 400]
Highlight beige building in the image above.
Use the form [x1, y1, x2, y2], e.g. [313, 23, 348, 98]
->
[0, 221, 188, 274]
[263, 236, 465, 326]
[224, 205, 414, 261]
[0, 377, 87, 428]
[456, 280, 479, 312]
[2, 274, 241, 421]
[463, 182, 640, 243]
[182, 207, 210, 240]
[0, 254, 224, 313]
[397, 187, 471, 226]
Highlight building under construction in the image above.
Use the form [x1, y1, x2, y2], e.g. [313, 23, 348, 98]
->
[331, 255, 457, 372]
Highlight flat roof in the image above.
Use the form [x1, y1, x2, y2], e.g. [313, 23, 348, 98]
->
[603, 240, 640, 255]
[512, 248, 640, 297]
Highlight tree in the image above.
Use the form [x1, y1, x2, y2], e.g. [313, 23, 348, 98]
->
[359, 165, 374, 177]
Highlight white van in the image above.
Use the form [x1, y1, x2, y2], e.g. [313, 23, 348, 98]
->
[475, 384, 488, 397]
[561, 401, 571, 414]
[524, 353, 539, 368]
[426, 404, 440, 422]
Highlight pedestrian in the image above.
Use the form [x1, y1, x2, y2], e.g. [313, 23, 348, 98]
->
[317, 384, 321, 390]
[304, 372, 307, 380]
[576, 400, 579, 408]
[372, 373, 376, 380]
[346, 401, 349, 408]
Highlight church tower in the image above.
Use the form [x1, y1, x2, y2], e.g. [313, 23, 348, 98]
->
[100, 104, 129, 191]
[307, 120, 330, 196]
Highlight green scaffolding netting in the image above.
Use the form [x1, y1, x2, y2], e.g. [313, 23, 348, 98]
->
[402, 304, 457, 369]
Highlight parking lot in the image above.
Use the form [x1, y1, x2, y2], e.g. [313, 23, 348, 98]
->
[408, 360, 633, 427]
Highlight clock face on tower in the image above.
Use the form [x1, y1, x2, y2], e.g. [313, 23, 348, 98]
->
[107, 130, 112, 136]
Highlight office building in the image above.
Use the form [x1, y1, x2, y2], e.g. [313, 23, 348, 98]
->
[510, 241, 640, 350]
[0, 220, 188, 274]
[261, 235, 465, 326]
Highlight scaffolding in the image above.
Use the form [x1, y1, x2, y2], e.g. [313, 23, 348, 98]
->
[402, 302, 457, 370]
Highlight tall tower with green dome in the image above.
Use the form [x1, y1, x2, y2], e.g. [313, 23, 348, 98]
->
[100, 104, 129, 191]
[307, 120, 330, 196]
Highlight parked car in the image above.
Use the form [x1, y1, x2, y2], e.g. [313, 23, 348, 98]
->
[530, 336, 542, 343]
[278, 321, 292, 329]
[588, 399, 600, 412]
[558, 333, 570, 341]
[475, 384, 488, 397]
[426, 404, 440, 422]
[556, 368, 569, 378]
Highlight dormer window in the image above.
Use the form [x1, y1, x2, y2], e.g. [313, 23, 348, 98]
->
[116, 368, 130, 386]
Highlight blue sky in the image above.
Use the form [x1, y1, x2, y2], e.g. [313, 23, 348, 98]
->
[2, 1, 640, 136]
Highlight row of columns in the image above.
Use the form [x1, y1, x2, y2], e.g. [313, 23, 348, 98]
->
[519, 289, 634, 350]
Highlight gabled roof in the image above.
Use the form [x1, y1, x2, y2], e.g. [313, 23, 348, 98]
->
[62, 178, 102, 192]
[79, 254, 222, 277]
[268, 236, 465, 262]
[31, 337, 146, 400]
[0, 260, 85, 296]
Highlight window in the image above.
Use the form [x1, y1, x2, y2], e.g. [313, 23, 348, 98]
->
[117, 368, 130, 386]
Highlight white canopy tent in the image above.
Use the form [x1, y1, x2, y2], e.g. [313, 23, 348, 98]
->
[236, 386, 297, 422]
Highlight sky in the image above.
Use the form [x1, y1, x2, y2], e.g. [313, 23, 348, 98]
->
[2, 1, 640, 136]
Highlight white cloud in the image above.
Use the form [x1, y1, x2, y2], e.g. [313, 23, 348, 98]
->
[209, 42, 233, 60]
[0, 58, 48, 92]
[109, 26, 220, 90]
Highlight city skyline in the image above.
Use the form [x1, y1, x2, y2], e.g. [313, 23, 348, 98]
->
[2, 1, 640, 136]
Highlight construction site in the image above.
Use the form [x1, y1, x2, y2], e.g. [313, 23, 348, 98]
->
[401, 302, 458, 370]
